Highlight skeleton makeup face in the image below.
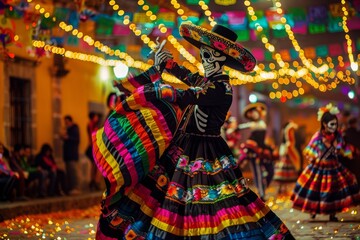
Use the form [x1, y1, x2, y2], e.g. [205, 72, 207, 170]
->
[200, 45, 226, 78]
[323, 119, 338, 133]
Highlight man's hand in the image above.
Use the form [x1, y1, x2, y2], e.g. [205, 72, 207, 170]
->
[154, 38, 173, 72]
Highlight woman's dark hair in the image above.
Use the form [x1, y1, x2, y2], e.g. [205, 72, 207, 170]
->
[64, 115, 73, 122]
[281, 122, 290, 143]
[89, 111, 98, 120]
[40, 144, 53, 155]
[320, 112, 338, 131]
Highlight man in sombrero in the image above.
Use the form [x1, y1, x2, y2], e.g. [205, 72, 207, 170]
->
[96, 21, 294, 239]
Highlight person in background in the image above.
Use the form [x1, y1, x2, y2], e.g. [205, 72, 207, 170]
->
[86, 112, 101, 191]
[106, 91, 126, 119]
[23, 145, 36, 168]
[61, 115, 81, 196]
[341, 117, 360, 185]
[35, 143, 68, 196]
[339, 109, 351, 133]
[9, 144, 47, 198]
[1, 143, 28, 201]
[0, 143, 17, 201]
[291, 103, 360, 221]
[238, 102, 275, 201]
[274, 121, 301, 195]
[294, 124, 307, 174]
[225, 116, 242, 159]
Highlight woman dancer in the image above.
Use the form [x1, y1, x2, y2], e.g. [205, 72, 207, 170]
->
[238, 102, 275, 201]
[291, 103, 360, 221]
[274, 121, 301, 194]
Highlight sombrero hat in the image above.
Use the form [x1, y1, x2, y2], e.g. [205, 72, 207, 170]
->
[179, 21, 256, 72]
[242, 102, 267, 120]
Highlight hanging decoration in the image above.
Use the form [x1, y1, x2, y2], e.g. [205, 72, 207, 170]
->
[0, 0, 357, 98]
[187, 0, 209, 4]
[265, 8, 285, 30]
[226, 11, 247, 30]
[95, 15, 114, 36]
[214, 0, 236, 6]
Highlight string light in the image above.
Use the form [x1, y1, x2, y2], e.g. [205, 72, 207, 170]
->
[198, 1, 217, 27]
[29, 1, 182, 83]
[274, 0, 329, 75]
[135, 0, 201, 72]
[28, 0, 356, 98]
[340, 0, 358, 71]
[32, 40, 183, 84]
[243, 0, 356, 101]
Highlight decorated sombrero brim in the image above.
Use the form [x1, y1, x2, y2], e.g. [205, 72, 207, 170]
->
[179, 21, 256, 72]
[242, 102, 267, 120]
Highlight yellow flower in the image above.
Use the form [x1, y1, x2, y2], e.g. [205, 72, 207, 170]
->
[191, 30, 201, 41]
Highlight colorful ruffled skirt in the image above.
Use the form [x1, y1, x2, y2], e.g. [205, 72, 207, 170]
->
[238, 140, 275, 199]
[291, 155, 360, 214]
[92, 67, 183, 239]
[274, 156, 298, 182]
[147, 133, 294, 239]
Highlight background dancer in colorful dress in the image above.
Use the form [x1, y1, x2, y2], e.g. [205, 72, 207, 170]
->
[291, 103, 360, 221]
[274, 121, 301, 195]
[238, 102, 275, 201]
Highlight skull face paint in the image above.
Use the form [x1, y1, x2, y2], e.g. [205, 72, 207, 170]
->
[200, 45, 226, 78]
[323, 119, 338, 133]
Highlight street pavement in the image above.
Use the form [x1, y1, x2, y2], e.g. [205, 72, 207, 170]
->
[0, 181, 359, 240]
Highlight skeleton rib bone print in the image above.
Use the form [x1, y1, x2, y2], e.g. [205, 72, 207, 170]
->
[194, 105, 208, 132]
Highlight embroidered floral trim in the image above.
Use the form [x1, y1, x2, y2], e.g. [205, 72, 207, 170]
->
[166, 177, 249, 203]
[176, 154, 237, 175]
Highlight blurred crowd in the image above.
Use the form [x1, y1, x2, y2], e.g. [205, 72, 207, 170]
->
[0, 113, 103, 202]
[0, 91, 127, 203]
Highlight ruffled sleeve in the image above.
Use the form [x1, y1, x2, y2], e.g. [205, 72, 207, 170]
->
[303, 132, 322, 164]
[114, 66, 161, 94]
[335, 134, 353, 159]
[163, 59, 200, 86]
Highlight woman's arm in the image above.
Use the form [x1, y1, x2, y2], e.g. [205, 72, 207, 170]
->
[113, 66, 161, 94]
[142, 80, 231, 109]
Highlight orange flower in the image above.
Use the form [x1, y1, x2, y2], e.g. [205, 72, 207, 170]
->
[229, 48, 240, 58]
[167, 184, 177, 196]
[157, 174, 168, 187]
[110, 216, 123, 227]
[125, 229, 137, 239]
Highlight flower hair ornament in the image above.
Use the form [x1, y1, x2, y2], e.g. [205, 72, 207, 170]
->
[317, 103, 340, 121]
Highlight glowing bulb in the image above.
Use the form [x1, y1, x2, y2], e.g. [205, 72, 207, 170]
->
[249, 94, 258, 103]
[350, 62, 358, 71]
[113, 62, 129, 79]
[348, 90, 355, 99]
